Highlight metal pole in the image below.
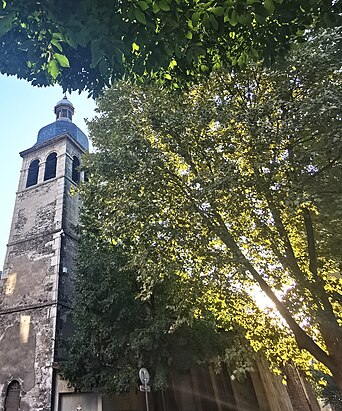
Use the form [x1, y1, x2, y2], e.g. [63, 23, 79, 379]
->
[145, 389, 150, 411]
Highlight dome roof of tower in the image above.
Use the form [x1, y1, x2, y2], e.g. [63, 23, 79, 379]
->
[37, 120, 89, 150]
[34, 96, 89, 150]
[55, 96, 74, 108]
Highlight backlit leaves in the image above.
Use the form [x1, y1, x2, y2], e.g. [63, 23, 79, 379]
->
[0, 0, 341, 96]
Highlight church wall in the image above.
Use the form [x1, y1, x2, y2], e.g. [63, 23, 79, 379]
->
[0, 307, 55, 411]
[251, 359, 295, 411]
[94, 362, 295, 411]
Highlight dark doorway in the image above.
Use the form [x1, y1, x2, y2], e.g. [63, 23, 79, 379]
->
[4, 380, 20, 411]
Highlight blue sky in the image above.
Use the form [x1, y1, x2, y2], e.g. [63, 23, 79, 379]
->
[0, 74, 96, 269]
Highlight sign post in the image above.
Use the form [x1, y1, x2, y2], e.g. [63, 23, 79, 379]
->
[139, 368, 150, 411]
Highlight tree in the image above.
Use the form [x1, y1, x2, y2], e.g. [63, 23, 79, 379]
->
[63, 29, 342, 391]
[62, 214, 253, 393]
[0, 0, 341, 96]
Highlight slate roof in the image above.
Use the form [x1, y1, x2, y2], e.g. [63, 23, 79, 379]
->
[36, 118, 89, 150]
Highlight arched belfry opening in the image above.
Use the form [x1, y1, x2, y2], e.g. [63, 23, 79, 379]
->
[26, 159, 40, 188]
[72, 156, 80, 183]
[4, 380, 21, 411]
[44, 152, 57, 181]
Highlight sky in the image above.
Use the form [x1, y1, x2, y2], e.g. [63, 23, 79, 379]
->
[0, 74, 96, 270]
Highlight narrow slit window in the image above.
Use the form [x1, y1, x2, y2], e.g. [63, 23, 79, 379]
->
[72, 156, 80, 183]
[44, 153, 57, 181]
[4, 380, 20, 411]
[26, 159, 40, 188]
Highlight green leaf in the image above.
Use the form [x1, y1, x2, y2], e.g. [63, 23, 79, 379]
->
[186, 31, 193, 40]
[209, 14, 219, 30]
[164, 73, 172, 80]
[254, 3, 269, 17]
[0, 11, 15, 36]
[52, 32, 63, 40]
[152, 3, 160, 13]
[134, 7, 147, 24]
[99, 58, 109, 76]
[90, 39, 102, 67]
[211, 7, 224, 16]
[64, 33, 78, 49]
[237, 13, 249, 25]
[212, 62, 221, 70]
[174, 45, 181, 58]
[51, 39, 63, 52]
[202, 13, 211, 29]
[132, 42, 140, 52]
[169, 58, 177, 69]
[264, 0, 275, 14]
[230, 10, 238, 26]
[237, 53, 246, 66]
[192, 12, 200, 27]
[137, 1, 149, 11]
[254, 13, 266, 24]
[48, 59, 59, 79]
[53, 53, 70, 68]
[158, 0, 170, 11]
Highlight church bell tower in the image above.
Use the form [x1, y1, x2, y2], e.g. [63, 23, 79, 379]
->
[0, 97, 88, 411]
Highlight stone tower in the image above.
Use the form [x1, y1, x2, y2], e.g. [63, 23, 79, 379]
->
[0, 97, 88, 411]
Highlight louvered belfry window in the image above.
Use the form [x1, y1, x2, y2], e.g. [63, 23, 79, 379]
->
[4, 380, 20, 411]
[72, 156, 80, 183]
[26, 159, 40, 187]
[44, 152, 57, 181]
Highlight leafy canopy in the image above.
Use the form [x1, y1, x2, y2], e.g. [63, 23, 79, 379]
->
[62, 213, 253, 393]
[63, 29, 342, 392]
[0, 0, 341, 96]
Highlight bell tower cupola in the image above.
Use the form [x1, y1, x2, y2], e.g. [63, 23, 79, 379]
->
[54, 95, 75, 121]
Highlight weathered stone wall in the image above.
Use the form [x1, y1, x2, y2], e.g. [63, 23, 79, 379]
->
[0, 135, 85, 410]
[0, 308, 55, 411]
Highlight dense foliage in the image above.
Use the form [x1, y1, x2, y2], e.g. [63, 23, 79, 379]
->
[63, 30, 342, 393]
[0, 0, 341, 96]
[62, 218, 254, 393]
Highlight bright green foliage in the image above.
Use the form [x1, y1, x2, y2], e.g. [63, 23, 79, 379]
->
[63, 30, 342, 391]
[62, 211, 251, 393]
[0, 0, 341, 96]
